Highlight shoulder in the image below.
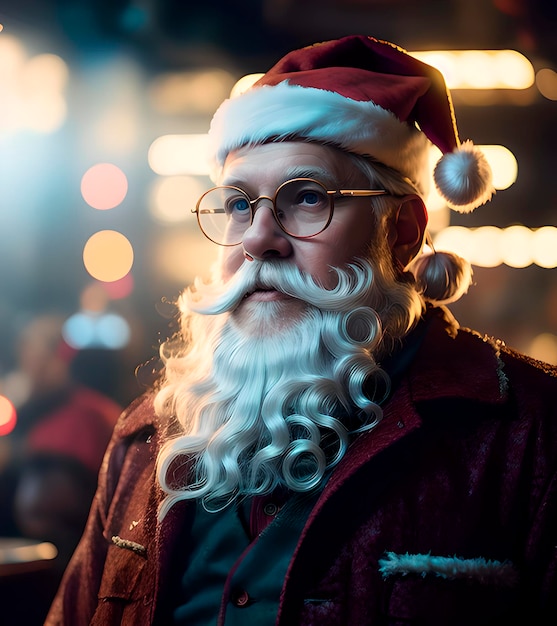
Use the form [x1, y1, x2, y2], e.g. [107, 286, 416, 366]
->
[410, 311, 557, 409]
[114, 390, 159, 434]
[497, 339, 557, 382]
[402, 315, 557, 488]
[82, 391, 160, 471]
[411, 318, 557, 464]
[459, 326, 557, 400]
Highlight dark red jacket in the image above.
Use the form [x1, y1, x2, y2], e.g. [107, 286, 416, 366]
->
[46, 314, 557, 625]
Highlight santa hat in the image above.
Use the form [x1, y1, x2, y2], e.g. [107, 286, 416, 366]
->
[207, 35, 494, 213]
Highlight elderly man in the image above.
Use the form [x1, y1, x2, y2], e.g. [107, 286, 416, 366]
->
[46, 35, 557, 625]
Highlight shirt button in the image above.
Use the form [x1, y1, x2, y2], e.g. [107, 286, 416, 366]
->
[263, 502, 278, 516]
[232, 589, 250, 607]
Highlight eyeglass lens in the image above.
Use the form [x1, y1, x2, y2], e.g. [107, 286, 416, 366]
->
[196, 179, 333, 245]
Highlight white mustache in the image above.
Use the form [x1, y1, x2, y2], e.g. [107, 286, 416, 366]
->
[185, 259, 375, 316]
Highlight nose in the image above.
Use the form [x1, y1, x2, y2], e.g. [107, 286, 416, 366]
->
[241, 201, 293, 261]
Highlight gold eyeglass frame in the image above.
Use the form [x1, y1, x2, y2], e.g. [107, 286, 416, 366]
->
[192, 177, 389, 246]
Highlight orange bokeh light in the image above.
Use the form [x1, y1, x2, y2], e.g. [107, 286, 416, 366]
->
[83, 230, 134, 282]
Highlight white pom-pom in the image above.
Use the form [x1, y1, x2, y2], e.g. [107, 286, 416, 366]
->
[433, 140, 494, 213]
[411, 250, 473, 305]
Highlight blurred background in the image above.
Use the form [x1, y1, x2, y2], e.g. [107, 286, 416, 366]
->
[0, 0, 556, 412]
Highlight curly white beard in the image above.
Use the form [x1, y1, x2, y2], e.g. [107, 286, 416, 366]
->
[155, 258, 424, 518]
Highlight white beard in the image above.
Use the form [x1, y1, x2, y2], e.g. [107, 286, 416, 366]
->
[155, 258, 424, 517]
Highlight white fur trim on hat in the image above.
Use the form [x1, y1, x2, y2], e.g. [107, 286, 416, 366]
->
[208, 81, 431, 194]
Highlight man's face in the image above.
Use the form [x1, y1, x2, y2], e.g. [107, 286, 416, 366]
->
[156, 144, 427, 507]
[217, 142, 380, 324]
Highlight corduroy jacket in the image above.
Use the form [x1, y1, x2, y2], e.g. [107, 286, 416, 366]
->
[46, 312, 557, 625]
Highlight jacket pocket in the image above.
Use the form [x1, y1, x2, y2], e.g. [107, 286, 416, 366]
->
[384, 574, 518, 625]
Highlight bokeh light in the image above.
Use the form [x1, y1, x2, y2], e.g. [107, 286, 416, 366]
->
[0, 33, 27, 81]
[153, 230, 218, 285]
[434, 226, 557, 268]
[102, 273, 134, 299]
[469, 226, 503, 267]
[83, 230, 134, 282]
[459, 51, 496, 89]
[96, 313, 131, 349]
[76, 56, 143, 155]
[94, 106, 141, 155]
[532, 227, 557, 268]
[500, 225, 533, 268]
[0, 35, 68, 134]
[230, 73, 265, 98]
[23, 53, 69, 93]
[148, 134, 210, 176]
[149, 69, 236, 114]
[410, 49, 534, 89]
[62, 313, 95, 349]
[528, 333, 557, 365]
[0, 395, 17, 436]
[81, 163, 129, 210]
[149, 175, 207, 223]
[80, 276, 134, 310]
[80, 281, 110, 312]
[62, 311, 131, 350]
[477, 145, 518, 190]
[536, 68, 557, 101]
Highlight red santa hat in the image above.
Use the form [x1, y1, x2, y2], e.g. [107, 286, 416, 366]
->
[207, 35, 494, 213]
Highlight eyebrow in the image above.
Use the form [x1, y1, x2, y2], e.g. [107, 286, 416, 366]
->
[222, 166, 339, 191]
[282, 166, 338, 187]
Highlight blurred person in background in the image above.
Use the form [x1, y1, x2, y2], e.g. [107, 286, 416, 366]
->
[47, 36, 556, 625]
[0, 313, 121, 623]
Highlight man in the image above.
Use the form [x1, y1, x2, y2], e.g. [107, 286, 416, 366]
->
[46, 35, 557, 625]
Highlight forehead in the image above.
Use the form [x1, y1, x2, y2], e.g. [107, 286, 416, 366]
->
[219, 141, 361, 188]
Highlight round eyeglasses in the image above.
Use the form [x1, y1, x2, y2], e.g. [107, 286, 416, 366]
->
[192, 178, 388, 246]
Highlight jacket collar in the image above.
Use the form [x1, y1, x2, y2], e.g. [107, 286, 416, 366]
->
[408, 310, 508, 405]
[317, 309, 508, 502]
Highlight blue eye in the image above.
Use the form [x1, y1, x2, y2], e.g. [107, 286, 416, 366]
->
[300, 191, 320, 205]
[223, 193, 252, 224]
[232, 197, 250, 212]
[225, 195, 251, 215]
[292, 186, 328, 211]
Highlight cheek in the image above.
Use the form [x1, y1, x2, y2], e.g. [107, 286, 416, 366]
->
[293, 244, 353, 289]
[219, 247, 245, 280]
[326, 219, 374, 264]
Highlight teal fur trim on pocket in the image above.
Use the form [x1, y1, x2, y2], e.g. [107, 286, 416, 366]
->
[378, 552, 518, 587]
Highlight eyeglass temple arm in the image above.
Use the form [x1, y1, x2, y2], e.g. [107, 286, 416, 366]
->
[192, 208, 227, 215]
[336, 189, 388, 197]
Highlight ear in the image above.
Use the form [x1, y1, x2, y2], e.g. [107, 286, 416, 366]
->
[387, 194, 428, 269]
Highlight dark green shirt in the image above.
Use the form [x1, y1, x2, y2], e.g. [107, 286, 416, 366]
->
[172, 489, 322, 625]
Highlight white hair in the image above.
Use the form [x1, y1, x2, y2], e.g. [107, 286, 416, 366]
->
[344, 152, 474, 305]
[155, 252, 424, 518]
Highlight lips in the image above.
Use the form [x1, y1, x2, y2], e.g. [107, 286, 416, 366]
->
[243, 287, 291, 302]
